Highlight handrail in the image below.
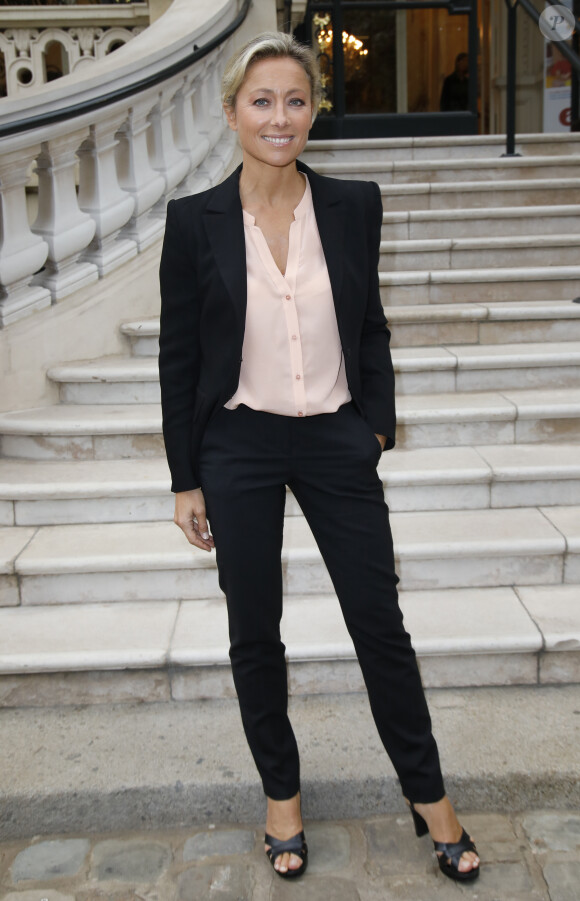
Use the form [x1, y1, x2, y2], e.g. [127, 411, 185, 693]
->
[0, 0, 253, 328]
[0, 0, 251, 138]
[503, 0, 580, 156]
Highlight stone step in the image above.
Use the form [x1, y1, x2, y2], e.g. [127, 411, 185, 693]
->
[314, 155, 580, 184]
[0, 404, 164, 460]
[379, 178, 580, 211]
[1, 685, 579, 840]
[381, 204, 580, 240]
[379, 264, 580, 304]
[301, 133, 580, 163]
[379, 234, 580, 272]
[0, 584, 578, 708]
[2, 444, 579, 526]
[47, 342, 580, 403]
[121, 318, 160, 356]
[122, 301, 580, 357]
[0, 388, 578, 459]
[397, 388, 580, 448]
[393, 341, 580, 394]
[2, 505, 577, 607]
[388, 300, 580, 347]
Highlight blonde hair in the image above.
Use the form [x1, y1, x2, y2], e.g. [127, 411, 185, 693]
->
[221, 31, 322, 123]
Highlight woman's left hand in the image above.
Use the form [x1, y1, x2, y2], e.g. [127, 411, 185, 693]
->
[375, 433, 387, 451]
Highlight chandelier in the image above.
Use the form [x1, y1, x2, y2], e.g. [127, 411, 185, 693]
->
[316, 28, 369, 59]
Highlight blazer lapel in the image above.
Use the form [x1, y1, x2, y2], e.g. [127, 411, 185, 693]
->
[298, 160, 346, 320]
[202, 164, 247, 329]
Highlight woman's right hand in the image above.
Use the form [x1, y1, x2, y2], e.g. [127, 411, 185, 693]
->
[174, 488, 215, 552]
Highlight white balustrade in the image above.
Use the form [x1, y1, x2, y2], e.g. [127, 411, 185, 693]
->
[0, 3, 149, 98]
[77, 112, 137, 276]
[172, 72, 212, 198]
[195, 58, 231, 185]
[0, 0, 255, 328]
[147, 83, 191, 217]
[31, 130, 99, 300]
[115, 95, 166, 250]
[0, 145, 51, 327]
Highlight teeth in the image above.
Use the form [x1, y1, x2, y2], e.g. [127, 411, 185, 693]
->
[263, 137, 292, 145]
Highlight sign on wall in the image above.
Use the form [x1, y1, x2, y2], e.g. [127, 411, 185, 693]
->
[541, 2, 575, 132]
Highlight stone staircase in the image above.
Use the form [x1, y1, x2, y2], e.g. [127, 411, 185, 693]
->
[1, 134, 580, 710]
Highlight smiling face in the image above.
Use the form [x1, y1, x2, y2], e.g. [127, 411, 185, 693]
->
[224, 56, 313, 170]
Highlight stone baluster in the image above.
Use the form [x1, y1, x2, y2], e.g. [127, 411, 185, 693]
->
[146, 81, 191, 217]
[115, 94, 166, 250]
[30, 130, 99, 301]
[206, 57, 225, 151]
[0, 144, 51, 327]
[211, 43, 238, 169]
[194, 59, 231, 187]
[173, 70, 212, 199]
[77, 112, 137, 277]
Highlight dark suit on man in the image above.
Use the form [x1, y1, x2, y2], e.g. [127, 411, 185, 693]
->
[158, 160, 445, 804]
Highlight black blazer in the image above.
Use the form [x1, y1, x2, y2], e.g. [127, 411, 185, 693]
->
[159, 159, 396, 493]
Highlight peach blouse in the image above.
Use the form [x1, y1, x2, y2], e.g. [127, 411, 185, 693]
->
[224, 174, 351, 418]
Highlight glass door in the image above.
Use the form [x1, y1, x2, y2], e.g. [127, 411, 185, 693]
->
[305, 0, 479, 138]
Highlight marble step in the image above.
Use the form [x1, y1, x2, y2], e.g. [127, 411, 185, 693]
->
[387, 301, 580, 347]
[301, 133, 580, 163]
[379, 178, 580, 212]
[1, 506, 577, 608]
[314, 155, 580, 185]
[381, 204, 580, 241]
[379, 264, 580, 304]
[2, 444, 579, 526]
[0, 583, 578, 707]
[379, 234, 580, 272]
[393, 341, 580, 394]
[396, 388, 580, 449]
[47, 342, 580, 404]
[1, 388, 579, 459]
[122, 301, 580, 357]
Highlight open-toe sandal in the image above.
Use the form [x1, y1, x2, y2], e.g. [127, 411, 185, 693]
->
[265, 830, 308, 879]
[408, 803, 480, 882]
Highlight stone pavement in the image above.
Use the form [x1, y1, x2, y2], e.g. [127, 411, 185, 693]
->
[1, 810, 579, 901]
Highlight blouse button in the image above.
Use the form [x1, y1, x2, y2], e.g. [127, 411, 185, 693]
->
[285, 294, 291, 300]
[298, 411, 304, 417]
[291, 335, 297, 341]
[296, 374, 301, 380]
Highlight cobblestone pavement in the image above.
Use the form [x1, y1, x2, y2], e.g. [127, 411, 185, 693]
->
[1, 810, 579, 901]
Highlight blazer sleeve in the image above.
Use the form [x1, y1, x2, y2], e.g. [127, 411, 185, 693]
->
[158, 199, 201, 493]
[359, 180, 396, 449]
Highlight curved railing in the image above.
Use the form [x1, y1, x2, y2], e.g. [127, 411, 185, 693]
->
[0, 0, 252, 327]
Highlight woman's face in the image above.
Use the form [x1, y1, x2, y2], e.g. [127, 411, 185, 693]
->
[225, 56, 313, 169]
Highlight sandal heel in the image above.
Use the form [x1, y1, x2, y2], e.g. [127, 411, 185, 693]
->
[408, 802, 429, 837]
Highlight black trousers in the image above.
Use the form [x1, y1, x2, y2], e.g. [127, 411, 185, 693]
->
[198, 402, 445, 804]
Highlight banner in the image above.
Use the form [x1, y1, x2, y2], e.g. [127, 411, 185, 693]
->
[543, 1, 574, 131]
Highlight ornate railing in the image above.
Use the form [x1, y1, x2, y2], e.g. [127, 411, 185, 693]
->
[0, 6, 149, 98]
[0, 0, 251, 327]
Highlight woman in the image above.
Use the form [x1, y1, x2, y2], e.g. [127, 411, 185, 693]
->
[159, 32, 480, 883]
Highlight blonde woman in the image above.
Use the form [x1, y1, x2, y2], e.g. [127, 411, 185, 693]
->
[159, 31, 480, 883]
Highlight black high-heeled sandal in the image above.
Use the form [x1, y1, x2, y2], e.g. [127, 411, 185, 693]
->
[408, 802, 480, 882]
[264, 830, 308, 879]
